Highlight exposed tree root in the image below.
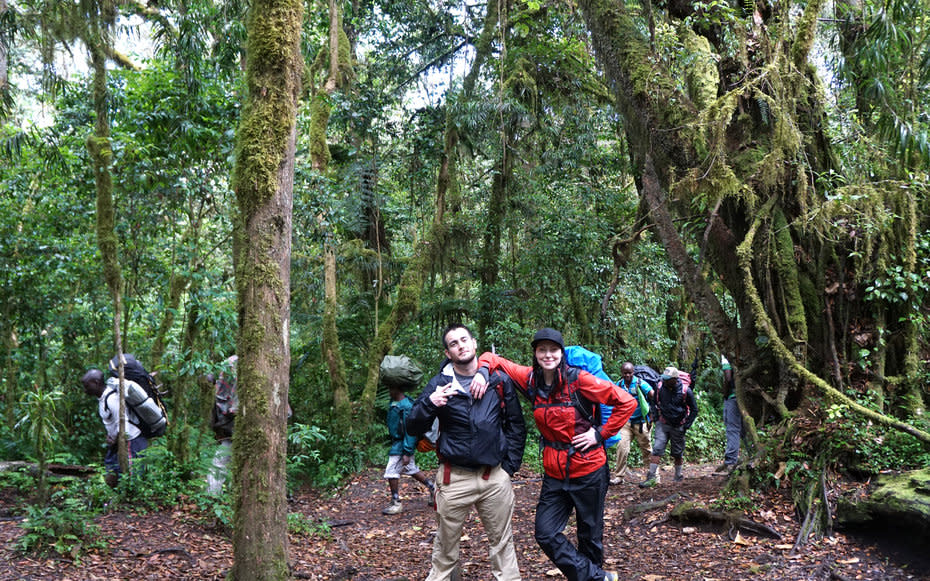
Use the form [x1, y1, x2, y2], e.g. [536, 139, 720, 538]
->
[623, 493, 681, 520]
[669, 503, 782, 539]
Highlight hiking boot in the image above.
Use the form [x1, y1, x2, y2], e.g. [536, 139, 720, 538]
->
[603, 572, 619, 581]
[382, 500, 403, 515]
[674, 473, 684, 482]
[714, 463, 730, 473]
[638, 477, 657, 488]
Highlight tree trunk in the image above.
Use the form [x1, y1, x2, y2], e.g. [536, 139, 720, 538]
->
[86, 18, 129, 475]
[229, 0, 303, 578]
[311, 0, 353, 429]
[0, 0, 7, 114]
[575, 0, 929, 481]
[836, 468, 930, 535]
[166, 277, 202, 465]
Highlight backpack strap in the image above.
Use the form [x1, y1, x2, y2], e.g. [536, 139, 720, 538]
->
[101, 385, 141, 429]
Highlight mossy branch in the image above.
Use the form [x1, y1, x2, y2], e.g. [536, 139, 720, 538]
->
[790, 0, 826, 68]
[738, 198, 930, 445]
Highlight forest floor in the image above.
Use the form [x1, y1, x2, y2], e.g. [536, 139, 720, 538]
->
[0, 462, 928, 580]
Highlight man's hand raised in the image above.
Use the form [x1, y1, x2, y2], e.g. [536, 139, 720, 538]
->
[470, 368, 489, 399]
[429, 382, 456, 407]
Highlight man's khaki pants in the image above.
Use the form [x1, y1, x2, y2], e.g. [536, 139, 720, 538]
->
[426, 464, 521, 581]
[613, 422, 652, 480]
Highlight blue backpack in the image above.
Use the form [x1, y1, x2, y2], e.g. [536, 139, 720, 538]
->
[564, 346, 622, 448]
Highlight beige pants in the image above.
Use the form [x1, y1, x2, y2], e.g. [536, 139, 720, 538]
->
[613, 422, 653, 478]
[426, 464, 521, 581]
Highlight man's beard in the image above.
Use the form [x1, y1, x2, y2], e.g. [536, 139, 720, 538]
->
[451, 352, 475, 366]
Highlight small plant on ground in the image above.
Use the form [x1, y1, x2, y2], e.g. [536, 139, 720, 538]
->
[111, 444, 203, 510]
[192, 489, 233, 529]
[287, 511, 332, 539]
[711, 491, 757, 513]
[16, 497, 108, 560]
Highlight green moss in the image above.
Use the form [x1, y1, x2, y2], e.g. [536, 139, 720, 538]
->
[680, 27, 719, 109]
[791, 0, 826, 67]
[231, 0, 303, 219]
[309, 93, 332, 169]
[772, 207, 807, 345]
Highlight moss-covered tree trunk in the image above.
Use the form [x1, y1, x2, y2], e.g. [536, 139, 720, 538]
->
[310, 0, 353, 430]
[229, 0, 303, 578]
[86, 17, 129, 475]
[575, 0, 929, 517]
[358, 0, 502, 420]
[0, 0, 7, 113]
[166, 278, 201, 464]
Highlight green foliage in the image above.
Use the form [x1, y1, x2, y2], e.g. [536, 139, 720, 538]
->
[287, 421, 380, 489]
[287, 512, 332, 539]
[824, 403, 930, 473]
[683, 391, 726, 463]
[711, 490, 758, 513]
[15, 386, 64, 461]
[193, 488, 233, 529]
[16, 498, 108, 560]
[110, 445, 204, 510]
[0, 467, 36, 503]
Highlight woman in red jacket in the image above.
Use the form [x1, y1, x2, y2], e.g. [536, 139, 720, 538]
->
[477, 328, 636, 581]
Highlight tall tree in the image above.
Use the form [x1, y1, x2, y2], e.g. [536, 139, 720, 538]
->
[83, 0, 131, 474]
[229, 0, 303, 578]
[308, 0, 353, 430]
[0, 0, 8, 119]
[575, 0, 930, 537]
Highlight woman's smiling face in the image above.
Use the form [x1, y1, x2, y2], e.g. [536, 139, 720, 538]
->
[534, 340, 563, 371]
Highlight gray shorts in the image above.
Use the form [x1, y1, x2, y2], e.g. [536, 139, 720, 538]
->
[383, 455, 421, 479]
[652, 422, 687, 458]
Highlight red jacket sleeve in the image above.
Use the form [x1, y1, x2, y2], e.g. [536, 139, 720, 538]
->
[478, 352, 533, 396]
[575, 370, 637, 440]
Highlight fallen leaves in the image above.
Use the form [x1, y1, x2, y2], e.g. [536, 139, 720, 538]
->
[732, 531, 751, 546]
[0, 463, 921, 580]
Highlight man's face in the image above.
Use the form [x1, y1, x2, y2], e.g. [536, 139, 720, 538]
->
[444, 328, 476, 365]
[620, 365, 634, 382]
[82, 376, 102, 397]
[534, 340, 563, 372]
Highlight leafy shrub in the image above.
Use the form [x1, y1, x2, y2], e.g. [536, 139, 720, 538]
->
[17, 497, 108, 560]
[824, 404, 930, 473]
[287, 421, 382, 489]
[0, 467, 35, 499]
[683, 391, 725, 463]
[112, 444, 203, 509]
[192, 488, 233, 529]
[711, 491, 757, 513]
[287, 512, 331, 539]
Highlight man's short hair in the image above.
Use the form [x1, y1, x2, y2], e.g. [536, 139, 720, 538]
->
[441, 323, 474, 348]
[81, 368, 103, 386]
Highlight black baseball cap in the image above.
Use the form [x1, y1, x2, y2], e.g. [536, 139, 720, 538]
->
[531, 327, 564, 349]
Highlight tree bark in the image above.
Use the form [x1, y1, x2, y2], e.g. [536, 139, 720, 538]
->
[575, 0, 929, 475]
[0, 0, 8, 116]
[86, 16, 129, 475]
[229, 0, 303, 578]
[311, 0, 353, 429]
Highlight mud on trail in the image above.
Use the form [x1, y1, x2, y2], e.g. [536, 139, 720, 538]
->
[0, 463, 926, 580]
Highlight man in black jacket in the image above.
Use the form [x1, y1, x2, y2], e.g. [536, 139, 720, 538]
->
[407, 323, 527, 581]
[639, 366, 698, 488]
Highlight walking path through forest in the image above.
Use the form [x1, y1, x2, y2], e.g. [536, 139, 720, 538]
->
[0, 462, 927, 580]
